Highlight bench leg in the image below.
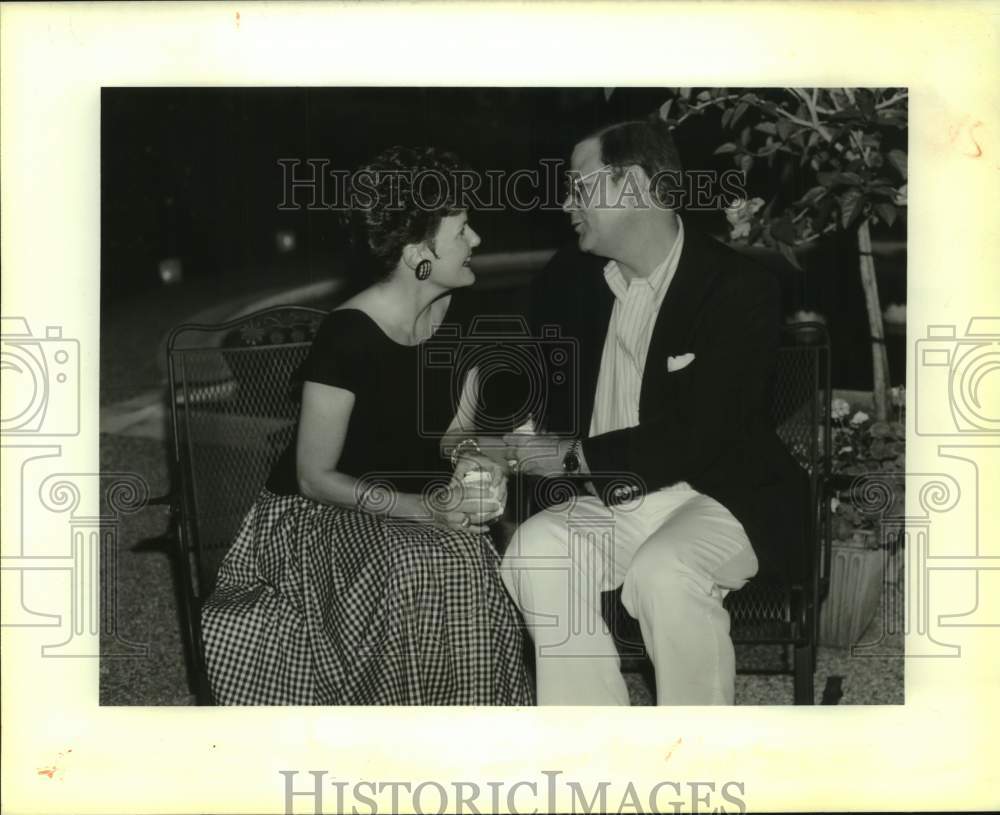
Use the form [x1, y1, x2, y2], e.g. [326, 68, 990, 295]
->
[794, 643, 815, 705]
[195, 667, 214, 705]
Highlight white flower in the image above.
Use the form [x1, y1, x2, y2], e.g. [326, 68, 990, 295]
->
[729, 221, 751, 240]
[894, 183, 907, 206]
[830, 497, 840, 513]
[724, 197, 764, 227]
[890, 386, 906, 407]
[725, 199, 750, 225]
[850, 410, 870, 426]
[831, 398, 851, 420]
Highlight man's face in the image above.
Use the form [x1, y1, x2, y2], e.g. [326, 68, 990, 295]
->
[562, 137, 634, 258]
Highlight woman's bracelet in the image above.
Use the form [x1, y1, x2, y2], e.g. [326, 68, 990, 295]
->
[449, 438, 482, 469]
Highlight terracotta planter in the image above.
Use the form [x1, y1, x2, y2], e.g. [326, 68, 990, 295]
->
[819, 534, 884, 647]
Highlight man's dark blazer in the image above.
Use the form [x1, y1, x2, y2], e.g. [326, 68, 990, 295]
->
[530, 226, 809, 580]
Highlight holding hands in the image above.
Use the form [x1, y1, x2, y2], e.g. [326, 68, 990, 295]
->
[429, 451, 508, 534]
[428, 424, 587, 532]
[453, 451, 509, 506]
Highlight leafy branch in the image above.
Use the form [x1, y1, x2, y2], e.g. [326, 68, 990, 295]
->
[659, 87, 909, 420]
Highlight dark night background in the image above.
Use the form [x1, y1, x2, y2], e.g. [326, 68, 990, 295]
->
[101, 87, 906, 389]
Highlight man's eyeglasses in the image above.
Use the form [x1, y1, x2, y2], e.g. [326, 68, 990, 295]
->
[564, 164, 614, 204]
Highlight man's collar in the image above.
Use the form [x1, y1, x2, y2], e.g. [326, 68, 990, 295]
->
[603, 214, 685, 299]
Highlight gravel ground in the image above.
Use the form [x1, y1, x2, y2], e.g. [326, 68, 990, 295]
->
[99, 276, 903, 707]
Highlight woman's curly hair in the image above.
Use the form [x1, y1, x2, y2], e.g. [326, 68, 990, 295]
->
[342, 146, 470, 282]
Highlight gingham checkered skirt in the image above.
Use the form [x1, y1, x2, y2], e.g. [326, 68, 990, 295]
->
[201, 489, 533, 705]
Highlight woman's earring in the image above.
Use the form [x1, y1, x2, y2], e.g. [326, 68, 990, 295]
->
[415, 259, 432, 281]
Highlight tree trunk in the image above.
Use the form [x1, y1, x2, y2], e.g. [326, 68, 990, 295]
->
[857, 219, 890, 421]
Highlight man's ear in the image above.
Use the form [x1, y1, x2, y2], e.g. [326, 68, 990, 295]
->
[618, 164, 653, 208]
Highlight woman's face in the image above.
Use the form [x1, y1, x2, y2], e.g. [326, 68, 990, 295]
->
[428, 211, 481, 288]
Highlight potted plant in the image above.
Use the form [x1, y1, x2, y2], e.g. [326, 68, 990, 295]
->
[820, 389, 905, 645]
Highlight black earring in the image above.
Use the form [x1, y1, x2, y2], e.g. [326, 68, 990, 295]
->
[415, 259, 432, 280]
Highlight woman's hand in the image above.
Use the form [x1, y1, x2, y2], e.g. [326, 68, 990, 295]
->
[425, 480, 502, 535]
[452, 451, 509, 510]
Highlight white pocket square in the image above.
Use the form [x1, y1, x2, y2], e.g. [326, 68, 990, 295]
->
[667, 352, 695, 372]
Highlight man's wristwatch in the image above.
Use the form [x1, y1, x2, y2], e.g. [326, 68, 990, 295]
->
[562, 439, 582, 474]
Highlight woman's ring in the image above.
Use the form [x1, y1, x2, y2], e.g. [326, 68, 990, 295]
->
[460, 515, 471, 528]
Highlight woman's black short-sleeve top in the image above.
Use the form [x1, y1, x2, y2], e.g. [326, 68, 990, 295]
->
[265, 304, 464, 496]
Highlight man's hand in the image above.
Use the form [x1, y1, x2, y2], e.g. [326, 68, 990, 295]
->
[502, 433, 579, 478]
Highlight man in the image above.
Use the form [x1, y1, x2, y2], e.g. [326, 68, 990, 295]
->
[499, 118, 808, 705]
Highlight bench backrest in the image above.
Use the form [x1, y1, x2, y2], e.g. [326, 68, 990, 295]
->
[167, 306, 326, 598]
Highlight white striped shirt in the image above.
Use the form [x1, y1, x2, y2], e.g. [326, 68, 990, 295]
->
[589, 216, 685, 439]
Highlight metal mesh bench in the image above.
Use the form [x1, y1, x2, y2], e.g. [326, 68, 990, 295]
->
[167, 307, 830, 705]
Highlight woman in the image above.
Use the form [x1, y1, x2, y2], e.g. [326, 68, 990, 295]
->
[201, 146, 531, 705]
